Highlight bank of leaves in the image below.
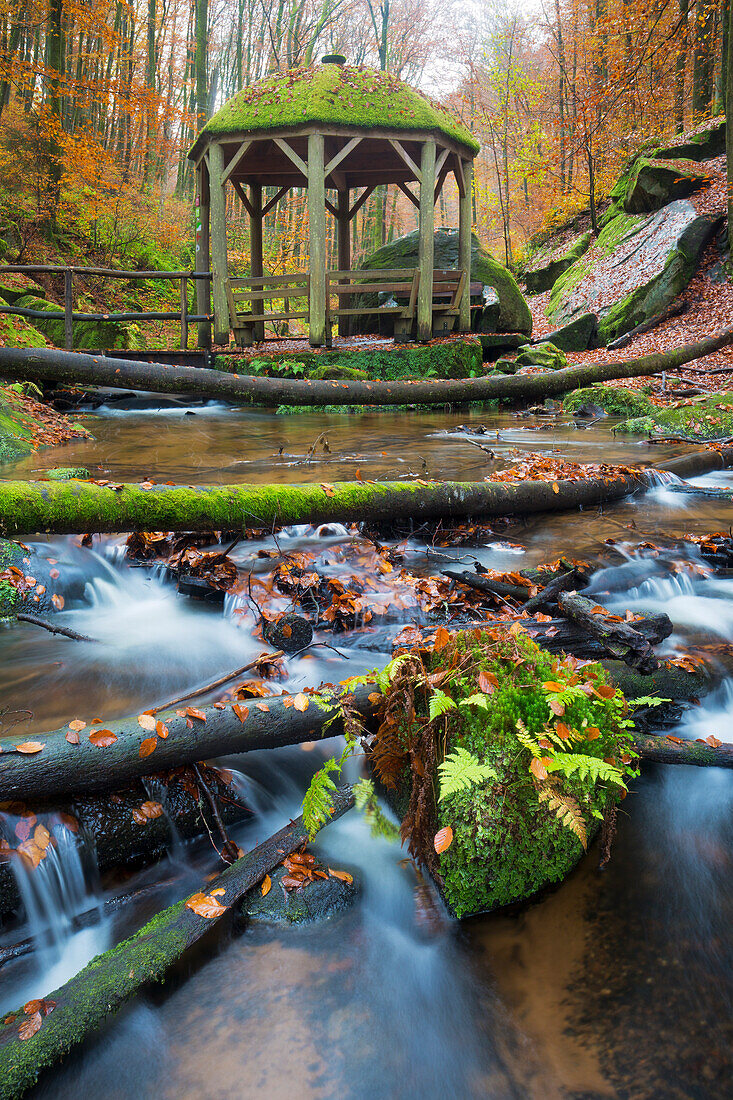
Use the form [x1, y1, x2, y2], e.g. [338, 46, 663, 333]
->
[369, 627, 640, 917]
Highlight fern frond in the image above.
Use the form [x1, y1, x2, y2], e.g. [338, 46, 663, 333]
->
[458, 693, 491, 710]
[438, 746, 498, 802]
[429, 689, 457, 721]
[546, 752, 627, 788]
[514, 718, 546, 760]
[538, 784, 587, 849]
[302, 758, 341, 839]
[353, 778, 399, 841]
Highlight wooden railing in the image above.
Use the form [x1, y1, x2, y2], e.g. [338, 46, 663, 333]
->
[226, 274, 310, 346]
[0, 264, 213, 350]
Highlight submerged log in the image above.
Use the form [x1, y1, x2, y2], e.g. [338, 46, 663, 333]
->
[556, 592, 668, 673]
[0, 446, 732, 538]
[0, 788, 354, 1100]
[0, 328, 732, 406]
[0, 686, 379, 803]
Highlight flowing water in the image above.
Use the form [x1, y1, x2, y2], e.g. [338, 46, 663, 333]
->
[2, 400, 733, 1099]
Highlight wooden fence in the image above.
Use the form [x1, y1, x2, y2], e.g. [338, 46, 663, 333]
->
[0, 265, 213, 350]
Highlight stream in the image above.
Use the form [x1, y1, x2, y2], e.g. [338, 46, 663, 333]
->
[1, 400, 732, 1099]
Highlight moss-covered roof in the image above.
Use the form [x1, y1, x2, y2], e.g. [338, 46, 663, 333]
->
[190, 64, 479, 156]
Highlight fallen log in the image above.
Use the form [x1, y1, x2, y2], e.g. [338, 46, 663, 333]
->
[527, 610, 673, 664]
[442, 569, 531, 602]
[0, 686, 379, 803]
[1, 446, 732, 538]
[557, 592, 666, 673]
[1, 326, 733, 407]
[633, 733, 733, 767]
[0, 787, 354, 1100]
[521, 566, 588, 613]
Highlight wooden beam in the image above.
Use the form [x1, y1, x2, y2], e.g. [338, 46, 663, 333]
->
[262, 184, 289, 216]
[324, 198, 339, 218]
[232, 180, 254, 217]
[458, 159, 473, 333]
[453, 155, 466, 198]
[434, 164, 451, 205]
[337, 189, 350, 338]
[397, 180, 419, 209]
[308, 132, 326, 346]
[325, 136, 362, 177]
[348, 185, 376, 220]
[249, 183, 264, 341]
[221, 139, 252, 183]
[208, 143, 230, 345]
[388, 139, 422, 183]
[435, 146, 450, 179]
[417, 140, 436, 342]
[274, 137, 308, 179]
[195, 161, 212, 348]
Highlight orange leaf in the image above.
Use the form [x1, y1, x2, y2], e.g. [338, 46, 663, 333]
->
[368, 692, 382, 704]
[186, 707, 206, 722]
[139, 737, 157, 759]
[15, 742, 44, 755]
[260, 874, 272, 896]
[210, 887, 225, 897]
[585, 726, 601, 740]
[293, 693, 309, 712]
[232, 704, 249, 723]
[328, 868, 354, 884]
[138, 713, 156, 731]
[705, 735, 722, 748]
[594, 684, 615, 699]
[185, 891, 228, 918]
[320, 482, 336, 497]
[65, 730, 79, 745]
[434, 825, 453, 854]
[18, 1011, 42, 1041]
[51, 594, 64, 610]
[68, 719, 86, 732]
[478, 670, 498, 694]
[433, 626, 450, 652]
[156, 721, 169, 739]
[139, 801, 163, 819]
[555, 721, 572, 740]
[530, 757, 549, 781]
[255, 702, 270, 712]
[552, 482, 559, 494]
[542, 681, 565, 693]
[89, 729, 117, 747]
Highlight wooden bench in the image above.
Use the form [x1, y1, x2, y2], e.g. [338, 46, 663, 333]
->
[326, 268, 420, 340]
[227, 274, 309, 346]
[430, 268, 467, 335]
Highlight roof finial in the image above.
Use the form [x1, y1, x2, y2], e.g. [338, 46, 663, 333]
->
[321, 54, 346, 66]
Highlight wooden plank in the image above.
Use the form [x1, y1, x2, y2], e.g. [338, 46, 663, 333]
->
[326, 268, 417, 279]
[230, 288, 309, 302]
[249, 183, 264, 341]
[308, 132, 326, 346]
[348, 185, 376, 219]
[327, 306, 404, 317]
[232, 180, 254, 217]
[337, 189, 351, 338]
[233, 310, 309, 322]
[262, 185, 289, 216]
[324, 198, 339, 218]
[326, 281, 417, 295]
[63, 269, 73, 351]
[388, 138, 422, 182]
[325, 136, 362, 177]
[274, 137, 308, 178]
[417, 140, 436, 341]
[221, 139, 252, 183]
[458, 159, 472, 332]
[453, 155, 465, 198]
[230, 275, 309, 287]
[180, 276, 188, 349]
[396, 180, 419, 209]
[435, 146, 450, 179]
[208, 142, 230, 345]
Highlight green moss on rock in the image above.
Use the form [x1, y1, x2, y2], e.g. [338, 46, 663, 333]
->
[13, 295, 144, 350]
[523, 231, 592, 295]
[193, 63, 478, 153]
[515, 342, 568, 371]
[623, 157, 709, 214]
[563, 385, 652, 417]
[45, 467, 90, 481]
[617, 393, 733, 439]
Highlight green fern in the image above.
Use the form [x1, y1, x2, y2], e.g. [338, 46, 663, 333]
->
[458, 693, 491, 710]
[438, 746, 498, 802]
[429, 689, 457, 720]
[538, 784, 587, 849]
[546, 752, 627, 788]
[353, 778, 399, 840]
[514, 719, 546, 759]
[302, 758, 341, 839]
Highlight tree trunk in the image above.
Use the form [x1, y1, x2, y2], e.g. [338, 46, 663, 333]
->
[2, 327, 733, 409]
[634, 733, 733, 767]
[693, 0, 716, 118]
[0, 788, 354, 1100]
[727, 0, 733, 260]
[0, 446, 730, 540]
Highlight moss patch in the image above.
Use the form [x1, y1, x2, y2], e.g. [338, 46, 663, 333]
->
[563, 386, 652, 417]
[0, 311, 51, 348]
[623, 157, 709, 214]
[44, 467, 90, 481]
[194, 63, 478, 153]
[12, 294, 144, 350]
[617, 393, 733, 439]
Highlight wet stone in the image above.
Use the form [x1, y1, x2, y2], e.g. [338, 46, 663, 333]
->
[241, 863, 360, 925]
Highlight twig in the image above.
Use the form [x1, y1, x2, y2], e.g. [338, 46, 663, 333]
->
[154, 650, 285, 713]
[192, 763, 239, 863]
[303, 430, 330, 465]
[16, 613, 98, 643]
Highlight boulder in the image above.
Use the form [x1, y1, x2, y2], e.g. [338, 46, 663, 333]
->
[523, 231, 592, 295]
[623, 157, 709, 214]
[563, 385, 652, 418]
[547, 201, 721, 345]
[652, 118, 725, 162]
[240, 862, 360, 924]
[359, 228, 532, 335]
[478, 333, 525, 361]
[538, 312, 598, 352]
[515, 342, 568, 371]
[0, 538, 89, 619]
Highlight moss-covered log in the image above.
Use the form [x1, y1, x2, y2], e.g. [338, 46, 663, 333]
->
[0, 686, 378, 803]
[1, 326, 733, 408]
[0, 446, 732, 538]
[633, 734, 733, 767]
[0, 788, 354, 1100]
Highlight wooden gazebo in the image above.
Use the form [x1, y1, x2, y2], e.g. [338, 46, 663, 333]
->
[188, 59, 479, 348]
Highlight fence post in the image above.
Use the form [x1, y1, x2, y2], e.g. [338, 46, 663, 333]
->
[64, 268, 73, 350]
[180, 276, 188, 349]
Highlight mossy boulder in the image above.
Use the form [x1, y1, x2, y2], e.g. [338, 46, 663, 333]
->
[13, 295, 144, 351]
[381, 630, 635, 919]
[240, 863, 359, 924]
[563, 385, 652, 417]
[652, 118, 725, 162]
[45, 466, 90, 481]
[309, 363, 370, 380]
[523, 231, 592, 295]
[0, 389, 36, 465]
[358, 228, 532, 336]
[547, 201, 721, 345]
[538, 312, 598, 352]
[0, 311, 50, 349]
[0, 272, 45, 304]
[623, 157, 709, 214]
[617, 393, 733, 440]
[515, 342, 568, 371]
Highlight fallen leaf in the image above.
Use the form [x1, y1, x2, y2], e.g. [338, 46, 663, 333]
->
[327, 868, 353, 884]
[210, 887, 225, 897]
[156, 721, 169, 739]
[232, 703, 249, 723]
[705, 735, 722, 748]
[478, 670, 498, 694]
[51, 594, 64, 610]
[530, 756, 550, 781]
[260, 874, 271, 896]
[255, 702, 270, 712]
[185, 892, 228, 918]
[139, 801, 163, 819]
[65, 730, 79, 745]
[433, 626, 451, 652]
[89, 729, 117, 747]
[138, 713, 156, 731]
[15, 742, 44, 755]
[185, 707, 206, 722]
[434, 826, 453, 854]
[293, 693, 309, 712]
[68, 719, 86, 732]
[18, 1011, 42, 1041]
[552, 482, 559, 494]
[320, 482, 335, 497]
[139, 737, 157, 759]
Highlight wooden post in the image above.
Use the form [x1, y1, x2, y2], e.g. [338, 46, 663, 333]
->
[249, 183, 264, 342]
[458, 158, 473, 333]
[63, 268, 73, 350]
[308, 132, 326, 347]
[180, 276, 188, 349]
[337, 188, 350, 338]
[417, 140, 436, 342]
[208, 142, 229, 346]
[195, 161, 212, 349]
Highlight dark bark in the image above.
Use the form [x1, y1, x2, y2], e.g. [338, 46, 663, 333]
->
[15, 614, 97, 643]
[521, 566, 588, 613]
[0, 788, 354, 1100]
[0, 687, 379, 803]
[443, 569, 532, 602]
[633, 733, 733, 767]
[557, 592, 669, 672]
[1, 327, 733, 408]
[0, 445, 731, 540]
